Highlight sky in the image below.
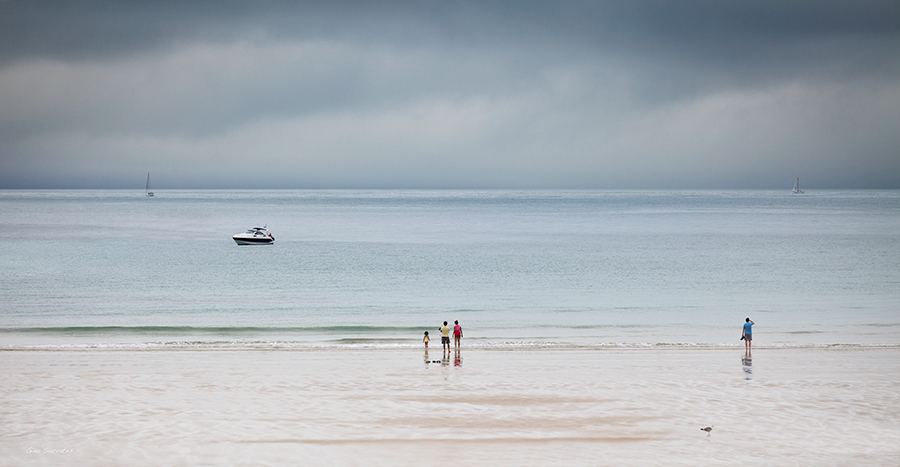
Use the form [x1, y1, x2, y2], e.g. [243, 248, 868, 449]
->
[1, 1, 898, 189]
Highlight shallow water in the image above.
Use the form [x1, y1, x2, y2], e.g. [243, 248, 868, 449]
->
[2, 348, 898, 466]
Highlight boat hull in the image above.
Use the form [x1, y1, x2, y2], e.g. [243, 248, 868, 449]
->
[233, 235, 274, 245]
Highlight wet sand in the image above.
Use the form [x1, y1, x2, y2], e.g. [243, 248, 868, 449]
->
[2, 348, 898, 466]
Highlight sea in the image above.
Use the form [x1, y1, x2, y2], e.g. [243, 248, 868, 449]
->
[1, 189, 898, 349]
[2, 189, 900, 466]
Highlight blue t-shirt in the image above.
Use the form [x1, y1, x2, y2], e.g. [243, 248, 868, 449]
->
[743, 322, 753, 335]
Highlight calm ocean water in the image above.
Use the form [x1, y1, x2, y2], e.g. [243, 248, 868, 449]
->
[1, 189, 898, 349]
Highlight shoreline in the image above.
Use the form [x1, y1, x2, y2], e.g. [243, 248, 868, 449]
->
[3, 342, 899, 351]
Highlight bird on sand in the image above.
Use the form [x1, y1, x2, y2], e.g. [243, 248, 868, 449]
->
[701, 426, 713, 433]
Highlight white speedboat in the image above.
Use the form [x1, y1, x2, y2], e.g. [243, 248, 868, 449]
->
[233, 226, 275, 245]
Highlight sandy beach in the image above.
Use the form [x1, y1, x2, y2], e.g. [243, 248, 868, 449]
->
[2, 347, 898, 466]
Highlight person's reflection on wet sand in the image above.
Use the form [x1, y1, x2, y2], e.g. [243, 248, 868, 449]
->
[742, 356, 752, 380]
[424, 347, 461, 367]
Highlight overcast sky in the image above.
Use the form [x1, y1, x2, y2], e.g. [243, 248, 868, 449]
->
[1, 1, 898, 189]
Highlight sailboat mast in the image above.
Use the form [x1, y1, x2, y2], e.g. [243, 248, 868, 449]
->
[145, 172, 154, 197]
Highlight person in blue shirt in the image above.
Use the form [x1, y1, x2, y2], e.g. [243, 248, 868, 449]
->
[742, 318, 754, 355]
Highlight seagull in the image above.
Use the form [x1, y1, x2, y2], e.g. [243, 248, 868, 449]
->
[701, 426, 713, 433]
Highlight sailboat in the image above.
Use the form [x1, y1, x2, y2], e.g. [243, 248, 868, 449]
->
[145, 172, 154, 197]
[792, 177, 804, 194]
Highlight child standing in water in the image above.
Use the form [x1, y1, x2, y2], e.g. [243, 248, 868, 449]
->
[423, 331, 430, 348]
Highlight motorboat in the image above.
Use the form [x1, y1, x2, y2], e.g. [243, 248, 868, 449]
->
[233, 226, 275, 245]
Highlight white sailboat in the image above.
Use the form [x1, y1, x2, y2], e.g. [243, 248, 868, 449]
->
[792, 177, 804, 194]
[146, 172, 154, 197]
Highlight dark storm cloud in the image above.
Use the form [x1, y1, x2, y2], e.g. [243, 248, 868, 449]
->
[1, 2, 415, 65]
[5, 1, 897, 74]
[1, 1, 898, 188]
[0, 0, 882, 93]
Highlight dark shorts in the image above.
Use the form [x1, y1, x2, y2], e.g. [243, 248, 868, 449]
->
[442, 336, 450, 344]
[744, 334, 752, 341]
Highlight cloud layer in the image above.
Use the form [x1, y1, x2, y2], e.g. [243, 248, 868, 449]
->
[2, 1, 898, 188]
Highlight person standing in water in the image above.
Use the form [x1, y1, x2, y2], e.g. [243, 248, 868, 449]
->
[439, 321, 451, 352]
[453, 320, 463, 348]
[742, 318, 754, 355]
[423, 331, 430, 348]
